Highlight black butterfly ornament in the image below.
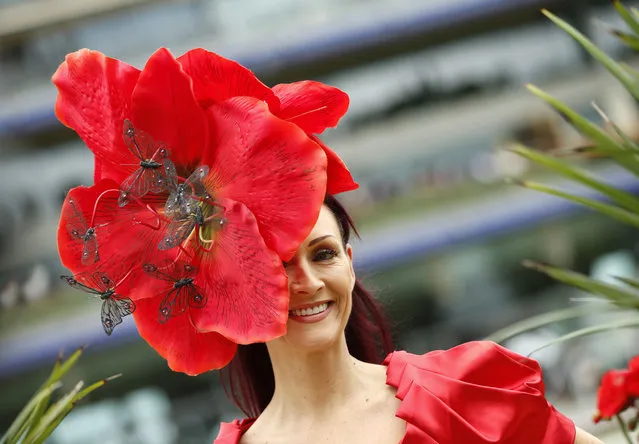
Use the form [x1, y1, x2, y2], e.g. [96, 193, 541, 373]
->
[118, 119, 178, 207]
[61, 272, 135, 335]
[142, 260, 207, 323]
[64, 198, 102, 265]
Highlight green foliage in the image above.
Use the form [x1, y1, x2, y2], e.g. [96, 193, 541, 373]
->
[488, 2, 639, 347]
[0, 347, 119, 444]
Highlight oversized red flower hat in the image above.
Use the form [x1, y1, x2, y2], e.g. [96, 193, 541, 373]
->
[53, 47, 357, 375]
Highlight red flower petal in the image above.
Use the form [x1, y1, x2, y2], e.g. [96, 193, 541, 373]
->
[310, 135, 358, 195]
[177, 48, 279, 112]
[58, 180, 175, 291]
[52, 49, 140, 183]
[132, 48, 208, 169]
[94, 157, 103, 183]
[133, 296, 237, 375]
[272, 81, 349, 134]
[189, 199, 289, 343]
[596, 369, 632, 419]
[627, 356, 639, 397]
[204, 97, 327, 260]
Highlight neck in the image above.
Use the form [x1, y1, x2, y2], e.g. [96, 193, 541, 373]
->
[264, 335, 378, 420]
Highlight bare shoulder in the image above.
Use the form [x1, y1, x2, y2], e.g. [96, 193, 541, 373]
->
[574, 426, 604, 444]
[358, 361, 402, 412]
[237, 416, 276, 444]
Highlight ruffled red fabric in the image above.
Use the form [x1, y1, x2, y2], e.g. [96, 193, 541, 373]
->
[213, 342, 576, 444]
[215, 419, 256, 444]
[386, 342, 575, 444]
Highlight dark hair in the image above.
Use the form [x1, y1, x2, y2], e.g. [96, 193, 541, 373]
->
[219, 195, 394, 418]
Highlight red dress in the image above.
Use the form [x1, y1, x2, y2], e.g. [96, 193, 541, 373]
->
[214, 341, 576, 444]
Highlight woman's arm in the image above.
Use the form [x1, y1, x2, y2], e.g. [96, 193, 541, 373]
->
[574, 426, 604, 444]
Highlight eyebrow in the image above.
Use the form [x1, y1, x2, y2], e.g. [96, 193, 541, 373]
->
[308, 234, 334, 247]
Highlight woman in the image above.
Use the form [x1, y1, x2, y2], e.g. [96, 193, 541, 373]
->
[52, 47, 602, 444]
[215, 197, 603, 444]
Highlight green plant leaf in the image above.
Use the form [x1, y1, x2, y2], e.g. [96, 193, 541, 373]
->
[23, 353, 63, 439]
[614, 0, 639, 36]
[515, 180, 639, 230]
[526, 85, 639, 176]
[30, 413, 70, 444]
[2, 346, 116, 444]
[23, 382, 84, 444]
[74, 374, 121, 403]
[511, 145, 639, 213]
[527, 316, 639, 357]
[523, 260, 639, 309]
[615, 275, 639, 290]
[526, 84, 635, 152]
[22, 347, 86, 439]
[485, 304, 618, 344]
[0, 382, 62, 444]
[23, 374, 121, 444]
[542, 9, 639, 100]
[611, 28, 639, 50]
[558, 145, 639, 177]
[50, 347, 85, 382]
[620, 62, 639, 79]
[591, 102, 639, 150]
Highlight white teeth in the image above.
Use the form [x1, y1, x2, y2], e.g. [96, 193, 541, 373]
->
[290, 303, 329, 317]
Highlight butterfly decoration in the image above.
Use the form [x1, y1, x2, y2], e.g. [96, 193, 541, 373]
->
[61, 272, 135, 335]
[158, 205, 227, 252]
[163, 165, 210, 220]
[142, 260, 207, 323]
[118, 119, 177, 207]
[63, 198, 101, 265]
[159, 165, 225, 251]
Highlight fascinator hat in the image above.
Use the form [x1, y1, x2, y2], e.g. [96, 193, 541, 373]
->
[53, 47, 357, 375]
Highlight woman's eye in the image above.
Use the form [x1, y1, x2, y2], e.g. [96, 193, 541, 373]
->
[314, 248, 337, 261]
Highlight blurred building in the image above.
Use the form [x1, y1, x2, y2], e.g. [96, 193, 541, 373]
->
[1, 0, 638, 442]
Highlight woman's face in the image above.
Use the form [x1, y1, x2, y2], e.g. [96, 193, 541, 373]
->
[274, 205, 355, 352]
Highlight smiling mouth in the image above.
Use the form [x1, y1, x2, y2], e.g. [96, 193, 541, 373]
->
[289, 302, 332, 317]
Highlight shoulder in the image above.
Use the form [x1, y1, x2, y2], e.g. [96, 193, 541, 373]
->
[384, 341, 577, 444]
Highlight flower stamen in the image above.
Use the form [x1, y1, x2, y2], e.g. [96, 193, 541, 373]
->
[114, 268, 135, 288]
[284, 105, 328, 122]
[90, 188, 120, 227]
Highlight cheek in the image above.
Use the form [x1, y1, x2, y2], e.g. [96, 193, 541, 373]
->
[338, 274, 354, 316]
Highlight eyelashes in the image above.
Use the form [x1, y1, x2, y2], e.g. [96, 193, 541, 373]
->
[282, 245, 340, 268]
[313, 247, 338, 261]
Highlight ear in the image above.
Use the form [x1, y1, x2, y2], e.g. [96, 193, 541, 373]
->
[345, 243, 355, 285]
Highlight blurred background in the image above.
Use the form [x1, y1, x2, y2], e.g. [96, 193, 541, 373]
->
[1, 0, 638, 442]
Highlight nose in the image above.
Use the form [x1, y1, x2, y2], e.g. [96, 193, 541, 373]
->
[288, 260, 324, 296]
